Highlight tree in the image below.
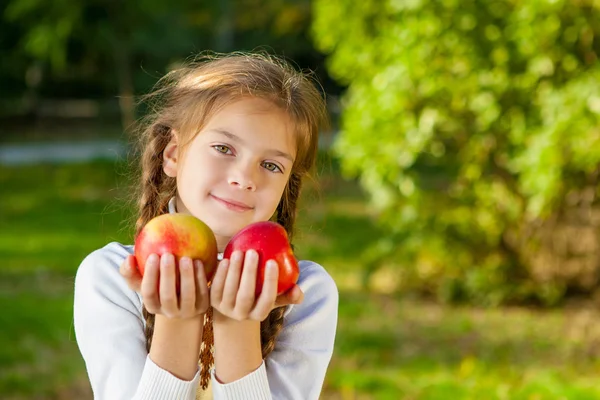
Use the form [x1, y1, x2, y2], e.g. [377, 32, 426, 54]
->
[4, 0, 210, 128]
[3, 0, 325, 127]
[312, 0, 600, 305]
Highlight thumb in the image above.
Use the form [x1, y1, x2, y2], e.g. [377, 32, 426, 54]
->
[119, 255, 143, 292]
[275, 285, 304, 307]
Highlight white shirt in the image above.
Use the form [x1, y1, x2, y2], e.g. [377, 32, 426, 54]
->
[73, 241, 338, 399]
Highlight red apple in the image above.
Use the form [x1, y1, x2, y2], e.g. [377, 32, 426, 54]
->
[134, 214, 219, 283]
[223, 221, 299, 296]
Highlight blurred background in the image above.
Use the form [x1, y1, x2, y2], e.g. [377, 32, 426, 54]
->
[3, 0, 600, 399]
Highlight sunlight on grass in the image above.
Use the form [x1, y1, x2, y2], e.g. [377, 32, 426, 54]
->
[323, 291, 600, 399]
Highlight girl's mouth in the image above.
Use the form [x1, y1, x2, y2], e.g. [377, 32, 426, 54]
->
[210, 194, 254, 213]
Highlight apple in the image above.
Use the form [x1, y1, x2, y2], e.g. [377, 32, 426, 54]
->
[134, 214, 219, 283]
[223, 221, 299, 296]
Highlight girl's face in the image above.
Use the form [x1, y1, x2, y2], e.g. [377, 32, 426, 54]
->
[163, 97, 296, 251]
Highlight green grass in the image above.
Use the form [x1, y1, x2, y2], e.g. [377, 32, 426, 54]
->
[0, 160, 133, 399]
[324, 293, 600, 399]
[3, 159, 600, 399]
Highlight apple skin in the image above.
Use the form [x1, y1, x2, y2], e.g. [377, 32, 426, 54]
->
[223, 221, 299, 296]
[134, 214, 219, 283]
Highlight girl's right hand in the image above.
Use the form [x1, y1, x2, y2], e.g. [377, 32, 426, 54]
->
[119, 253, 210, 319]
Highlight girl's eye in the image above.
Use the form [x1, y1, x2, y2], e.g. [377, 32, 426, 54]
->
[262, 162, 282, 173]
[213, 145, 232, 155]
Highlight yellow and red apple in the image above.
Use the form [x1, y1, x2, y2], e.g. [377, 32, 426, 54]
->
[134, 214, 219, 283]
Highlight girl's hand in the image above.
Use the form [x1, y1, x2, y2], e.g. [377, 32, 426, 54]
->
[119, 253, 210, 319]
[210, 250, 304, 322]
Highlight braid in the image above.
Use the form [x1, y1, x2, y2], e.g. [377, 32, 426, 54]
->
[260, 307, 287, 358]
[136, 123, 177, 354]
[135, 123, 175, 234]
[276, 172, 301, 242]
[198, 308, 214, 390]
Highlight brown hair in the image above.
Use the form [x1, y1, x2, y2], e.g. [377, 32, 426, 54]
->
[132, 51, 328, 394]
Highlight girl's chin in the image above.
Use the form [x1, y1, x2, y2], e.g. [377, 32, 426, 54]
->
[210, 227, 237, 243]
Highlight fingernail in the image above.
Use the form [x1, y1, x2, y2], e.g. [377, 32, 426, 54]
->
[148, 254, 158, 264]
[180, 257, 190, 270]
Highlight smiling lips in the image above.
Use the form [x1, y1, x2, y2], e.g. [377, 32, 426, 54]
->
[210, 194, 254, 212]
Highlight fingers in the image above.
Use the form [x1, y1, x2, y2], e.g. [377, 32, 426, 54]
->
[212, 250, 260, 320]
[250, 260, 278, 320]
[235, 250, 259, 317]
[210, 258, 229, 305]
[210, 253, 293, 322]
[221, 251, 244, 309]
[120, 255, 143, 292]
[159, 254, 178, 317]
[137, 253, 210, 319]
[178, 257, 196, 318]
[274, 285, 304, 307]
[141, 254, 161, 313]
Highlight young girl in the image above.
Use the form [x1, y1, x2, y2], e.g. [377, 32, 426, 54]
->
[73, 52, 338, 399]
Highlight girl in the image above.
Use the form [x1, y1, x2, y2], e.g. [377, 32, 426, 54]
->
[73, 52, 338, 399]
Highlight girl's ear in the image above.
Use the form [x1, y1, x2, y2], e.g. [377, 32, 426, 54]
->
[163, 130, 179, 178]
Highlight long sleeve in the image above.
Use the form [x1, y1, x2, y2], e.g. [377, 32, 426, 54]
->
[73, 242, 201, 400]
[210, 260, 339, 399]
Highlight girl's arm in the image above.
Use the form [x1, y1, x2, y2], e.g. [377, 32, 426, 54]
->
[209, 250, 274, 383]
[209, 251, 338, 399]
[150, 314, 204, 381]
[260, 260, 338, 399]
[74, 242, 209, 400]
[212, 315, 263, 379]
[139, 253, 208, 381]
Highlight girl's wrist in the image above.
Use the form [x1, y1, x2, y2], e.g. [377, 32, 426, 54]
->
[212, 308, 252, 324]
[212, 308, 235, 324]
[150, 313, 205, 380]
[211, 308, 263, 383]
[155, 312, 205, 326]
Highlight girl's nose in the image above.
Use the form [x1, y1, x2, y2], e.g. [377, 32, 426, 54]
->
[228, 167, 257, 191]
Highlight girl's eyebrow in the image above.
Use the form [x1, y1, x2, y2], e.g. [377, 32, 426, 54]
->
[211, 128, 295, 163]
[212, 128, 241, 143]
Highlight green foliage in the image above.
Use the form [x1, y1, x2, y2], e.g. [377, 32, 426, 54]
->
[1, 0, 318, 98]
[3, 0, 202, 78]
[5, 0, 82, 71]
[312, 0, 600, 305]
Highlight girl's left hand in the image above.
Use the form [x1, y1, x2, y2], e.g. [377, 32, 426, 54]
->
[210, 250, 304, 322]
